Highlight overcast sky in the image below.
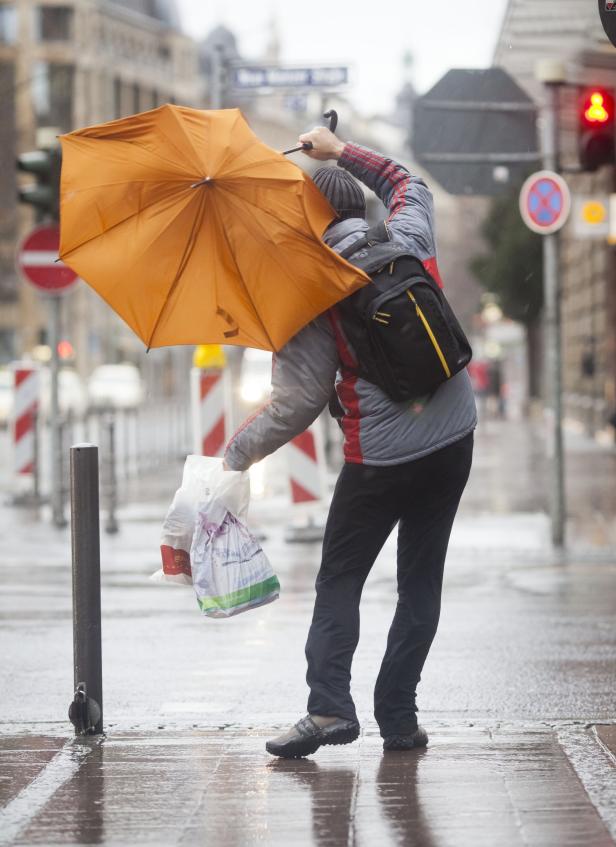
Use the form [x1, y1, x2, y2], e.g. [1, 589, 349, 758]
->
[177, 0, 510, 114]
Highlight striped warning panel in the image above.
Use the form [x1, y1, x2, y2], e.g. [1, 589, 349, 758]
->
[191, 367, 229, 458]
[287, 425, 326, 505]
[12, 365, 40, 476]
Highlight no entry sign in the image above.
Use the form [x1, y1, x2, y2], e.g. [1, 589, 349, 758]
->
[16, 224, 78, 294]
[519, 171, 571, 235]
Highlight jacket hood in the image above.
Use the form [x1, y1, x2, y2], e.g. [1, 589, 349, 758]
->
[323, 217, 369, 255]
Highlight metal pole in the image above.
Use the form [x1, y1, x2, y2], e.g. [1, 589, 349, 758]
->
[69, 443, 103, 734]
[211, 44, 223, 109]
[542, 82, 566, 547]
[32, 407, 40, 505]
[104, 413, 119, 535]
[49, 296, 66, 527]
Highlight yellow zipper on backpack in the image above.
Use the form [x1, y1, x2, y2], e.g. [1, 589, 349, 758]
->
[407, 290, 451, 378]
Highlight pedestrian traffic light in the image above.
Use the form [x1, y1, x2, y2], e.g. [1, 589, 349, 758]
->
[16, 147, 61, 221]
[578, 88, 615, 172]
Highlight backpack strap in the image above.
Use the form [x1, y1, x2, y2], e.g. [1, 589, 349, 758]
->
[338, 220, 390, 260]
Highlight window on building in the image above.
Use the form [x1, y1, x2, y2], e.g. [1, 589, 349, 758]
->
[132, 83, 140, 114]
[36, 6, 73, 41]
[31, 61, 74, 131]
[0, 5, 17, 43]
[113, 76, 122, 119]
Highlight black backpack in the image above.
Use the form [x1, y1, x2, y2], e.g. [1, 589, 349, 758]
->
[333, 222, 472, 403]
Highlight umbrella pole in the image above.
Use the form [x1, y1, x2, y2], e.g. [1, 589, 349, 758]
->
[282, 142, 313, 156]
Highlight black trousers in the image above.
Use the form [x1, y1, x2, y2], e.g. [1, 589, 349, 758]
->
[305, 432, 473, 737]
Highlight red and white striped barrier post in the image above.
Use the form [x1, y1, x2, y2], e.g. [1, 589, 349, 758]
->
[11, 363, 41, 501]
[190, 367, 231, 457]
[284, 421, 328, 542]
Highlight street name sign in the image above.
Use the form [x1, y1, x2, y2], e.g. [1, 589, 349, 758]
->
[231, 65, 349, 90]
[519, 171, 571, 235]
[412, 68, 540, 196]
[16, 224, 78, 294]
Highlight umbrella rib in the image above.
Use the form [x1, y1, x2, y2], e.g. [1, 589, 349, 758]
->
[220, 155, 295, 181]
[60, 188, 194, 260]
[217, 186, 352, 318]
[211, 199, 276, 352]
[163, 105, 208, 175]
[215, 137, 266, 179]
[66, 133, 201, 182]
[146, 189, 207, 350]
[64, 177, 190, 196]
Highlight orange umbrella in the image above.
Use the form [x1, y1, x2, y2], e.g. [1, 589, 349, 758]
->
[59, 105, 368, 352]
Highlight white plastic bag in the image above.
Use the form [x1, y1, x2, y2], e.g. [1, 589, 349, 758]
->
[152, 455, 279, 618]
[153, 455, 248, 585]
[190, 471, 280, 618]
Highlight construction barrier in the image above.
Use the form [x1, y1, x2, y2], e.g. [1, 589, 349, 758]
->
[190, 367, 231, 457]
[285, 421, 328, 542]
[11, 362, 40, 484]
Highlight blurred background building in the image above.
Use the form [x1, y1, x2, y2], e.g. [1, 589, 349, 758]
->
[1, 0, 199, 384]
[494, 0, 616, 437]
[2, 0, 616, 441]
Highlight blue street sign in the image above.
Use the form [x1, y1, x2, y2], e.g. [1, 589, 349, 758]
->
[231, 66, 349, 90]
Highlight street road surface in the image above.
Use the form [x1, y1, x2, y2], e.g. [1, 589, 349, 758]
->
[0, 417, 615, 846]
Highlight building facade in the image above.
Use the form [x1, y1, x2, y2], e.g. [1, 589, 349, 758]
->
[0, 0, 200, 375]
[493, 0, 616, 436]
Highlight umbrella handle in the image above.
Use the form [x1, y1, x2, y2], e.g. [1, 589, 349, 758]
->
[323, 110, 338, 133]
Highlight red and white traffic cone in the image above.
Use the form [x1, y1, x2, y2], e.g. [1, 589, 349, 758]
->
[190, 367, 231, 457]
[284, 421, 328, 542]
[11, 363, 41, 502]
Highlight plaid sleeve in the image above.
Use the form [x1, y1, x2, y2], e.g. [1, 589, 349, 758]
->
[338, 142, 436, 259]
[338, 143, 414, 218]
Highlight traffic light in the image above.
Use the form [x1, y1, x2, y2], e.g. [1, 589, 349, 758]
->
[16, 147, 61, 221]
[578, 88, 615, 172]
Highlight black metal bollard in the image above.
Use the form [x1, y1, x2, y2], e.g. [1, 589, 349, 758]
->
[68, 443, 104, 735]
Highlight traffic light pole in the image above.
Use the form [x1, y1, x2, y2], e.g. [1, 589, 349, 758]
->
[542, 82, 566, 547]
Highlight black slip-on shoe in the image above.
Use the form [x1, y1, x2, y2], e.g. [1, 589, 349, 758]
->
[382, 726, 429, 752]
[266, 715, 360, 759]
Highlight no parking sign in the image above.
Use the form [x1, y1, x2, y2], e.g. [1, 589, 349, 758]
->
[519, 171, 571, 235]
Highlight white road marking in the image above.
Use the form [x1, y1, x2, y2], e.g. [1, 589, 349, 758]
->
[0, 740, 90, 845]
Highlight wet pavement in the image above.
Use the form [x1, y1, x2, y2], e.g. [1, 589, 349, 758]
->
[1, 728, 615, 847]
[0, 416, 615, 845]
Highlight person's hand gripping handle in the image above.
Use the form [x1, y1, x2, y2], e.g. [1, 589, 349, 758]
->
[282, 110, 343, 158]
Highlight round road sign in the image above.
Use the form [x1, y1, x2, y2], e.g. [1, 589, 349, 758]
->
[581, 200, 607, 224]
[16, 224, 78, 295]
[519, 170, 571, 235]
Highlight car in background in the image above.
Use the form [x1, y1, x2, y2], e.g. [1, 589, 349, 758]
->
[40, 367, 88, 418]
[0, 369, 12, 427]
[0, 366, 88, 424]
[238, 348, 272, 412]
[88, 363, 145, 410]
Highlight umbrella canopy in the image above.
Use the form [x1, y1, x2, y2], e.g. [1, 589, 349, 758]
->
[59, 105, 369, 352]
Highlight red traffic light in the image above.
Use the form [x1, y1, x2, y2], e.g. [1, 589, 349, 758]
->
[57, 339, 74, 360]
[578, 88, 615, 172]
[581, 89, 613, 126]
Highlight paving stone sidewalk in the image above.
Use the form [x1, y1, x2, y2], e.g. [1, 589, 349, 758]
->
[1, 727, 615, 847]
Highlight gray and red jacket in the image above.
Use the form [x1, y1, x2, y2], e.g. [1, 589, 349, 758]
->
[224, 143, 477, 471]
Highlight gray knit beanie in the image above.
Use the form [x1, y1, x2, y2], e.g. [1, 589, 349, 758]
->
[312, 167, 366, 221]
